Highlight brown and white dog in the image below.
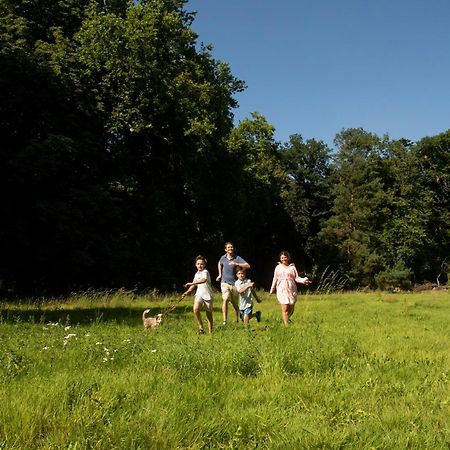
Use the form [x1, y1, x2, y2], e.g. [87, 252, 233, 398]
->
[142, 310, 163, 329]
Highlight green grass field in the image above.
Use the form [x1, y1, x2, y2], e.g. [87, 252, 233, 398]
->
[0, 290, 449, 449]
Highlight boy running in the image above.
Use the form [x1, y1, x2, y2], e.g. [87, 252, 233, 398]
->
[235, 268, 261, 326]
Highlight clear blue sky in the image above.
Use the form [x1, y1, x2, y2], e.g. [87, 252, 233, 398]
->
[186, 0, 450, 148]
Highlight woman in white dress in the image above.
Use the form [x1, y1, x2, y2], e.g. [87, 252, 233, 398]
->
[270, 251, 311, 326]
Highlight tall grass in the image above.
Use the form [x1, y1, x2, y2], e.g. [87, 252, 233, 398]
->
[0, 290, 449, 449]
[310, 266, 348, 293]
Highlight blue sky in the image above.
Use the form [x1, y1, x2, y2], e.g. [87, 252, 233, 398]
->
[186, 0, 450, 148]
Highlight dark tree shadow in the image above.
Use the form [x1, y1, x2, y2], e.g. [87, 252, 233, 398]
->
[0, 304, 223, 327]
[0, 306, 180, 327]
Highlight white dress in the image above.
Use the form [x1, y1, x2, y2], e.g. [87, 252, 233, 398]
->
[270, 263, 307, 305]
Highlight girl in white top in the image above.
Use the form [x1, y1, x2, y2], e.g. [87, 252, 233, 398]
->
[182, 255, 214, 333]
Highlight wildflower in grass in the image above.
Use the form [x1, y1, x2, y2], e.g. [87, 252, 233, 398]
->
[43, 346, 50, 350]
[124, 338, 131, 343]
[95, 342, 102, 345]
[63, 333, 77, 347]
[64, 326, 71, 331]
[84, 333, 91, 337]
[151, 349, 157, 353]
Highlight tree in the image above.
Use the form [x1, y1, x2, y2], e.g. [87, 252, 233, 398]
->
[318, 128, 387, 286]
[377, 138, 434, 283]
[73, 0, 245, 287]
[0, 0, 115, 292]
[0, 0, 244, 293]
[413, 130, 450, 281]
[226, 113, 294, 282]
[279, 134, 333, 265]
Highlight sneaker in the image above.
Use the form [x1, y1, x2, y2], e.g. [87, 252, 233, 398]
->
[222, 321, 227, 326]
[199, 328, 205, 334]
[255, 311, 261, 322]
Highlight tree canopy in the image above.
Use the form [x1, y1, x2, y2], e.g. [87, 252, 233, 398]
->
[1, 0, 449, 294]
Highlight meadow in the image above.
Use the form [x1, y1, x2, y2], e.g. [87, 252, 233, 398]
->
[0, 289, 449, 449]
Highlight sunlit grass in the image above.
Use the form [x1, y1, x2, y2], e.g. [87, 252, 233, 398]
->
[0, 290, 449, 449]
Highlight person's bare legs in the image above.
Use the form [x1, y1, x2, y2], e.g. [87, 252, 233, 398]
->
[281, 304, 290, 326]
[221, 285, 239, 323]
[230, 289, 240, 322]
[205, 309, 213, 333]
[193, 304, 204, 331]
[288, 303, 295, 320]
[231, 301, 239, 322]
[222, 299, 229, 323]
[221, 284, 231, 323]
[222, 299, 239, 322]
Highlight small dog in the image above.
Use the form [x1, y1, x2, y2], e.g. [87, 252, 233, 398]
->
[142, 310, 163, 329]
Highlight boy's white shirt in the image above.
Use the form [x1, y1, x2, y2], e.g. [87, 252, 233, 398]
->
[235, 278, 253, 310]
[194, 269, 212, 300]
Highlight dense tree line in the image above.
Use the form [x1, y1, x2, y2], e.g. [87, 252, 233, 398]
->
[1, 0, 449, 295]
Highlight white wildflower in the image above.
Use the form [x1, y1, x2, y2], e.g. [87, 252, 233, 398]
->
[64, 326, 71, 331]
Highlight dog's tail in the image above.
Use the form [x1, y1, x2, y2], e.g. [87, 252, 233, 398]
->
[142, 309, 151, 320]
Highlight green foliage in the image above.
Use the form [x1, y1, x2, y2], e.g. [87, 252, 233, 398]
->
[317, 128, 447, 288]
[378, 139, 434, 280]
[279, 134, 333, 264]
[0, 0, 243, 293]
[414, 131, 450, 279]
[226, 113, 296, 267]
[374, 263, 413, 291]
[228, 113, 283, 186]
[318, 129, 389, 286]
[1, 0, 449, 294]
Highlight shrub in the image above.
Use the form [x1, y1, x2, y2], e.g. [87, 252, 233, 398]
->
[374, 264, 412, 290]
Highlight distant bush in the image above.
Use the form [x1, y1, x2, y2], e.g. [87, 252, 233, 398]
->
[374, 264, 412, 290]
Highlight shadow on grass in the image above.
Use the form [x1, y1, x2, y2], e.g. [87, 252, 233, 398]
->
[0, 305, 194, 327]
